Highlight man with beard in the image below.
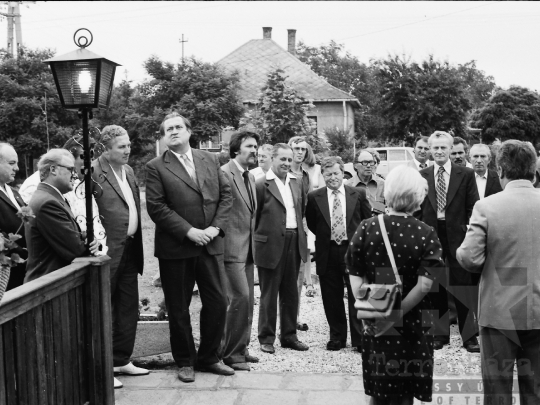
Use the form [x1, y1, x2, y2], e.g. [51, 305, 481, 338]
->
[255, 143, 308, 354]
[450, 137, 473, 168]
[469, 143, 502, 199]
[220, 130, 260, 371]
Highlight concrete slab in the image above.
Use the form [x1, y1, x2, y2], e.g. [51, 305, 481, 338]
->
[239, 389, 301, 405]
[116, 372, 166, 388]
[220, 372, 283, 390]
[158, 371, 223, 389]
[304, 390, 367, 405]
[283, 374, 349, 390]
[173, 389, 239, 405]
[114, 389, 180, 405]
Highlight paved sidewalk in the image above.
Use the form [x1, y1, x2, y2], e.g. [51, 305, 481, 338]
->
[115, 371, 368, 405]
[114, 371, 517, 405]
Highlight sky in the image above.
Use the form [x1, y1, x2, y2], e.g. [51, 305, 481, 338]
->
[2, 1, 540, 91]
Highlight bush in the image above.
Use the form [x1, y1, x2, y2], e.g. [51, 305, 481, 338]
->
[324, 127, 356, 163]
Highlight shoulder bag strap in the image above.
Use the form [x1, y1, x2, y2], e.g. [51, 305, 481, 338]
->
[378, 214, 402, 287]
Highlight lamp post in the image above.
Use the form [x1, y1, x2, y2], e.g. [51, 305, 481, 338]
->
[44, 29, 120, 247]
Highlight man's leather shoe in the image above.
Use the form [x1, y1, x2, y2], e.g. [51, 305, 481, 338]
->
[177, 366, 195, 383]
[281, 340, 309, 351]
[326, 340, 345, 351]
[296, 322, 309, 331]
[245, 354, 260, 363]
[260, 344, 275, 354]
[230, 362, 250, 371]
[463, 338, 480, 353]
[195, 361, 234, 376]
[433, 341, 447, 350]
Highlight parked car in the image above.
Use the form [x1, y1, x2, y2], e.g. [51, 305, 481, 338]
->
[343, 147, 415, 183]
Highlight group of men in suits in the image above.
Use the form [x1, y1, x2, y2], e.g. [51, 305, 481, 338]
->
[414, 131, 502, 353]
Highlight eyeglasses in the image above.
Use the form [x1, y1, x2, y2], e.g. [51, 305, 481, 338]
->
[55, 164, 76, 174]
[356, 161, 376, 167]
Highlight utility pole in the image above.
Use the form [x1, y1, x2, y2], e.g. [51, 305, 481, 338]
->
[179, 34, 188, 63]
[2, 1, 33, 58]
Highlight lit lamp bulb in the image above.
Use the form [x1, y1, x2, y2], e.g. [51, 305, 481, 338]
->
[78, 70, 92, 94]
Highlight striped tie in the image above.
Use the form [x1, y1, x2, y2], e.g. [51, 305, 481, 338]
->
[436, 166, 446, 213]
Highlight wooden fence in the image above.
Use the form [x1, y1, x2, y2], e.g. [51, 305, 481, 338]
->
[0, 256, 114, 405]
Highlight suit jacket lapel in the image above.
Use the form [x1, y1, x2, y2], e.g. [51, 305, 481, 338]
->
[0, 187, 18, 211]
[422, 168, 437, 212]
[163, 150, 200, 193]
[314, 188, 331, 228]
[99, 157, 127, 204]
[446, 164, 464, 207]
[266, 179, 285, 208]
[229, 160, 252, 211]
[345, 186, 358, 228]
[485, 170, 497, 196]
[192, 150, 207, 190]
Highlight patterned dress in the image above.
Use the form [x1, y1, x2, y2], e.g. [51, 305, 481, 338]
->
[345, 214, 444, 402]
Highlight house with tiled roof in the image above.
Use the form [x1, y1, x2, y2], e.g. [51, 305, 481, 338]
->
[217, 27, 360, 140]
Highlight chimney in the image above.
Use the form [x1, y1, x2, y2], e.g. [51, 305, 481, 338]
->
[263, 27, 272, 39]
[287, 29, 296, 55]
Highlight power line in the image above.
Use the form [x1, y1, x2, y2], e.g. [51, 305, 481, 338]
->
[337, 3, 496, 41]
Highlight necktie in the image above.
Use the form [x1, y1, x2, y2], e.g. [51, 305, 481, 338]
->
[331, 190, 346, 244]
[436, 166, 446, 213]
[242, 171, 254, 210]
[180, 154, 197, 183]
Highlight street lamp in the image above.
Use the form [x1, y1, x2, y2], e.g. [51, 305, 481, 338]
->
[44, 28, 120, 247]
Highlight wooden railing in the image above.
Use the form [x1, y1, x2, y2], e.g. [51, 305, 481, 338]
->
[0, 255, 114, 405]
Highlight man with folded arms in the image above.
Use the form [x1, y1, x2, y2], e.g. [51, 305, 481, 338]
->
[220, 130, 260, 371]
[255, 143, 308, 354]
[306, 156, 371, 351]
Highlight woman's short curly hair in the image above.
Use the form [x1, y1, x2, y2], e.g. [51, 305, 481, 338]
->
[101, 125, 128, 149]
[384, 166, 428, 214]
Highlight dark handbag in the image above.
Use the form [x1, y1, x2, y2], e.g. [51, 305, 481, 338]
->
[355, 214, 402, 320]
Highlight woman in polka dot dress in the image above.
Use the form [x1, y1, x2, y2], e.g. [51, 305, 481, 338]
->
[346, 167, 444, 404]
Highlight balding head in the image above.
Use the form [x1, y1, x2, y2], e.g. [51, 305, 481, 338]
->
[0, 143, 18, 186]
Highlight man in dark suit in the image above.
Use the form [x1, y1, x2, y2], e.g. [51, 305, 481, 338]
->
[416, 131, 480, 352]
[146, 113, 233, 382]
[220, 130, 259, 371]
[306, 156, 372, 351]
[255, 143, 308, 354]
[0, 143, 27, 290]
[469, 143, 503, 199]
[92, 125, 148, 388]
[24, 149, 99, 283]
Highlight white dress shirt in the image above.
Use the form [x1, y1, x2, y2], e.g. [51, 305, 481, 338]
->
[413, 158, 430, 170]
[249, 166, 266, 181]
[0, 183, 21, 210]
[232, 158, 247, 174]
[170, 148, 195, 178]
[266, 168, 297, 229]
[327, 185, 347, 241]
[475, 172, 488, 199]
[434, 160, 452, 220]
[111, 166, 138, 237]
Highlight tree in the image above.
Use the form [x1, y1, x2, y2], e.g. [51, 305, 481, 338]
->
[470, 86, 540, 145]
[456, 61, 498, 111]
[0, 47, 80, 157]
[296, 41, 384, 141]
[239, 68, 317, 144]
[373, 54, 472, 141]
[133, 56, 244, 147]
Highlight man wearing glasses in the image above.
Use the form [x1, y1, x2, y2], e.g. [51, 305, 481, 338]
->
[348, 150, 385, 214]
[24, 148, 100, 282]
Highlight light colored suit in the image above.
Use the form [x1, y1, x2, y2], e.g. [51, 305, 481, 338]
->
[457, 179, 540, 404]
[219, 160, 257, 365]
[457, 180, 540, 330]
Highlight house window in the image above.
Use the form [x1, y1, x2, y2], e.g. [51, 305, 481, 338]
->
[307, 116, 318, 132]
